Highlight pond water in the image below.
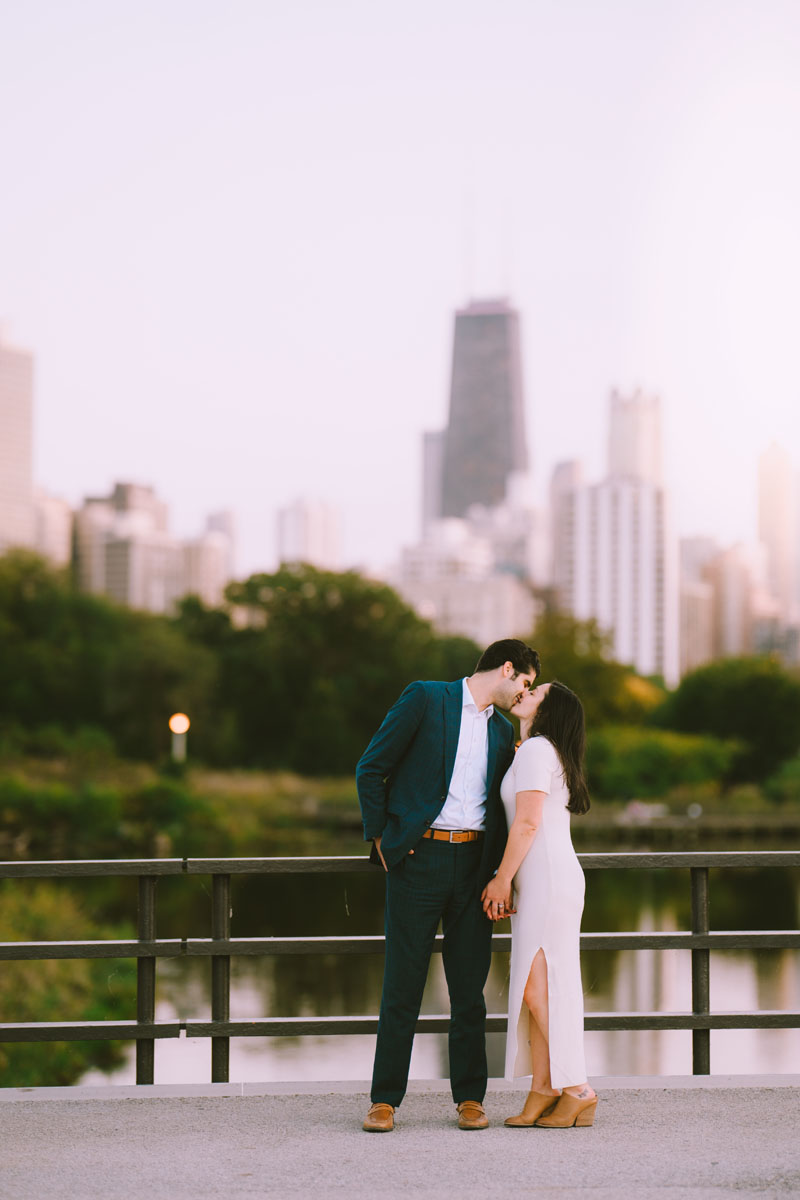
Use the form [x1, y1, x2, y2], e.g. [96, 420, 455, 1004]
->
[80, 853, 800, 1086]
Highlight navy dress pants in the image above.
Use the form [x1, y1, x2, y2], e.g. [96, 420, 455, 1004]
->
[370, 836, 493, 1107]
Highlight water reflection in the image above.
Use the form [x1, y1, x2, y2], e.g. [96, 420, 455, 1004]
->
[81, 862, 800, 1085]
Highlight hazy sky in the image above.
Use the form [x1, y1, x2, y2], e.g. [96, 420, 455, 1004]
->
[2, 0, 799, 575]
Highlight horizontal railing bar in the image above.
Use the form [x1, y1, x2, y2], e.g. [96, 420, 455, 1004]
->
[583, 1012, 800, 1031]
[0, 1021, 182, 1043]
[578, 852, 800, 869]
[0, 859, 186, 878]
[184, 857, 375, 875]
[185, 1010, 800, 1036]
[3, 930, 799, 961]
[0, 940, 185, 960]
[3, 851, 800, 881]
[4, 1008, 799, 1045]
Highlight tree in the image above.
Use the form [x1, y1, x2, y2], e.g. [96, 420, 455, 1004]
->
[524, 609, 663, 727]
[220, 565, 480, 772]
[586, 726, 739, 800]
[654, 657, 800, 782]
[0, 550, 218, 762]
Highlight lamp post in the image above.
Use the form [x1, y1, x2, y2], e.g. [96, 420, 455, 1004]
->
[169, 712, 190, 762]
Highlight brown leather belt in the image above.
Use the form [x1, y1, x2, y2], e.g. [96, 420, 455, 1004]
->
[422, 829, 484, 844]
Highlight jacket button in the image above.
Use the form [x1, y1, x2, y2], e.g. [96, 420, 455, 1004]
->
[424, 818, 431, 826]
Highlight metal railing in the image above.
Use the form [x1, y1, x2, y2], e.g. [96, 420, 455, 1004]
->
[1, 851, 799, 1084]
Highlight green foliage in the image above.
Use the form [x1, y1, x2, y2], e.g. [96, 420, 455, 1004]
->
[764, 754, 800, 806]
[654, 657, 800, 781]
[0, 550, 218, 762]
[0, 551, 483, 773]
[0, 775, 123, 858]
[586, 726, 739, 800]
[0, 882, 136, 1086]
[526, 609, 664, 727]
[122, 777, 216, 855]
[212, 564, 480, 772]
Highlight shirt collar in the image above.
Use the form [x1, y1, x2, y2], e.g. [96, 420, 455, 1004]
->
[462, 677, 493, 719]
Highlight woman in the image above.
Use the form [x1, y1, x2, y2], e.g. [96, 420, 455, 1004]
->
[481, 680, 596, 1128]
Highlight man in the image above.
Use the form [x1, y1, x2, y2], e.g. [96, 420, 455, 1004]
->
[356, 638, 541, 1132]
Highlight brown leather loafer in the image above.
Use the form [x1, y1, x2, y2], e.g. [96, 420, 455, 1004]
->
[363, 1102, 395, 1132]
[457, 1100, 489, 1130]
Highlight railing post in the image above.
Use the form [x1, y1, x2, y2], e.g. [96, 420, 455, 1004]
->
[690, 866, 710, 1075]
[211, 873, 231, 1083]
[136, 875, 157, 1085]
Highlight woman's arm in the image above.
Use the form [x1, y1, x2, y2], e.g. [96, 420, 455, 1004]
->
[481, 790, 545, 918]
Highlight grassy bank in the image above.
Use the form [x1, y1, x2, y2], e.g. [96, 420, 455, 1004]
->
[2, 751, 799, 861]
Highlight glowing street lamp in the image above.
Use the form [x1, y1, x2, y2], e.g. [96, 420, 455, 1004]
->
[169, 712, 190, 762]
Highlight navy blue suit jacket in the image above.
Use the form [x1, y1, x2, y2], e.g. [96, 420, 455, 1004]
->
[356, 679, 516, 887]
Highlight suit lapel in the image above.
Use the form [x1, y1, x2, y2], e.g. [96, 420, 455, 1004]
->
[486, 713, 501, 795]
[443, 680, 462, 787]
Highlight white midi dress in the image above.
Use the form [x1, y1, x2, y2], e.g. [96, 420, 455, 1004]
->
[501, 735, 587, 1088]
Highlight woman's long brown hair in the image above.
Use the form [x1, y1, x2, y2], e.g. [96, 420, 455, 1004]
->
[527, 680, 591, 814]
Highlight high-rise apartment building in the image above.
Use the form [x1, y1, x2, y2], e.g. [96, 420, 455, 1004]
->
[425, 299, 528, 522]
[75, 485, 181, 612]
[552, 391, 678, 683]
[399, 298, 540, 640]
[678, 538, 717, 676]
[549, 460, 585, 598]
[277, 498, 341, 571]
[75, 483, 232, 612]
[394, 520, 537, 646]
[607, 388, 662, 484]
[0, 333, 35, 552]
[183, 525, 232, 607]
[34, 489, 73, 566]
[758, 443, 797, 623]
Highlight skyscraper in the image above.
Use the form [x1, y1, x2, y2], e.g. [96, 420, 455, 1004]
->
[276, 497, 341, 570]
[0, 333, 35, 552]
[607, 388, 662, 484]
[435, 299, 528, 520]
[552, 391, 678, 683]
[758, 443, 796, 623]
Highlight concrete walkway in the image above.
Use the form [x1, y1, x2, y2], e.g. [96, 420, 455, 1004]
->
[2, 1077, 799, 1199]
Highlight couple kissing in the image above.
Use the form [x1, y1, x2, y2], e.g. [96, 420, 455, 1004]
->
[356, 637, 596, 1133]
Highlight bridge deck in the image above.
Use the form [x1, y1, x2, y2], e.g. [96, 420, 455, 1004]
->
[2, 1077, 799, 1198]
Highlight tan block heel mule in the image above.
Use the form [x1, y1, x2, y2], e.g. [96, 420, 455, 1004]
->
[504, 1091, 560, 1127]
[534, 1092, 597, 1127]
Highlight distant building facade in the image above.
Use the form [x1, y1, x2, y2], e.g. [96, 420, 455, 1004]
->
[552, 391, 678, 684]
[277, 497, 341, 570]
[393, 519, 537, 646]
[34, 489, 73, 566]
[0, 333, 35, 552]
[75, 483, 232, 612]
[678, 537, 717, 676]
[758, 443, 797, 624]
[397, 298, 540, 643]
[607, 388, 662, 484]
[426, 299, 528, 523]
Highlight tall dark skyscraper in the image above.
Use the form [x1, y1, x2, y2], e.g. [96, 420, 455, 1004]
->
[436, 299, 528, 520]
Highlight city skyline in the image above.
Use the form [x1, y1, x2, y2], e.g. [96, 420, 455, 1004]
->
[3, 319, 798, 587]
[1, 1, 799, 575]
[5, 316, 800, 676]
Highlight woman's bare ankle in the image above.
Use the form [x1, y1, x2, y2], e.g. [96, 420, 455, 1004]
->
[532, 1083, 560, 1096]
[563, 1083, 595, 1099]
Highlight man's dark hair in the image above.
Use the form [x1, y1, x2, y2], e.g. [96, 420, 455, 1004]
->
[474, 638, 541, 679]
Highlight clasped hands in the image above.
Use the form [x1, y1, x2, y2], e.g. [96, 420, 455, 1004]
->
[481, 875, 516, 922]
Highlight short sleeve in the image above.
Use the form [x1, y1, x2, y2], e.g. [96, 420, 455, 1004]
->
[514, 737, 559, 795]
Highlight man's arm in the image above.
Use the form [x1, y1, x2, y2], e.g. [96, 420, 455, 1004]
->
[356, 680, 428, 845]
